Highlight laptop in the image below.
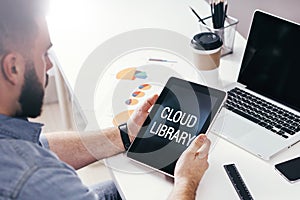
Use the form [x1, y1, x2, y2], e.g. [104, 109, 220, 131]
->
[211, 10, 300, 160]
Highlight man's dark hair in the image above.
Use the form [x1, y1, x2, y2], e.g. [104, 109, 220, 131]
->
[0, 0, 48, 57]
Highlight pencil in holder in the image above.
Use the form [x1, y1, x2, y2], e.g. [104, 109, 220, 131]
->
[199, 16, 239, 56]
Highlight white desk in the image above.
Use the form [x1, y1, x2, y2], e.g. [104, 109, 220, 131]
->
[47, 0, 300, 199]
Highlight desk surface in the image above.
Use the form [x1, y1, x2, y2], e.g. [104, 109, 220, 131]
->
[47, 0, 300, 199]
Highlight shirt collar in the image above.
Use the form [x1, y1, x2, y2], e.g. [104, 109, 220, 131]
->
[0, 114, 43, 144]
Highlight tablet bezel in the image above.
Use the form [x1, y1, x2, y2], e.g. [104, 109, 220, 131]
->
[126, 76, 227, 177]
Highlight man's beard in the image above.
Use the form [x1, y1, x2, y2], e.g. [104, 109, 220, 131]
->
[16, 61, 47, 118]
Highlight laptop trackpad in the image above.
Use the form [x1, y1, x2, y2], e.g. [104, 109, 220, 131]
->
[211, 108, 270, 142]
[211, 109, 255, 139]
[211, 108, 286, 160]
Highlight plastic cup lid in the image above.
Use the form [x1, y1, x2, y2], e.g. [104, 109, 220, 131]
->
[191, 32, 223, 51]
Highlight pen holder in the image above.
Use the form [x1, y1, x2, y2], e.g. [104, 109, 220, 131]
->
[199, 16, 239, 56]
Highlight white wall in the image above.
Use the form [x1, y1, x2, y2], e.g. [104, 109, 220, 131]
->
[207, 0, 300, 38]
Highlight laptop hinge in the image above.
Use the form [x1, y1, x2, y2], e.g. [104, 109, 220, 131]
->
[236, 82, 247, 88]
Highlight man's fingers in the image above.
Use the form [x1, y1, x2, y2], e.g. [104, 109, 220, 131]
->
[196, 139, 211, 159]
[128, 94, 159, 134]
[140, 94, 158, 112]
[187, 134, 208, 153]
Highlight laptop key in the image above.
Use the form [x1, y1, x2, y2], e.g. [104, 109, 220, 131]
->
[293, 126, 300, 131]
[259, 121, 268, 127]
[272, 127, 280, 132]
[281, 127, 295, 135]
[265, 125, 273, 130]
[277, 130, 285, 135]
[275, 124, 282, 129]
[226, 105, 235, 110]
[282, 135, 289, 139]
[271, 129, 278, 133]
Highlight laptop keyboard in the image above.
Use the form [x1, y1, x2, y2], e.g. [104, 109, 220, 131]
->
[225, 87, 300, 139]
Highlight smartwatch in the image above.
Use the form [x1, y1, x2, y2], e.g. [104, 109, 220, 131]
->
[118, 123, 131, 151]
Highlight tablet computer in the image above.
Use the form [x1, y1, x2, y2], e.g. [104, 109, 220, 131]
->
[127, 77, 227, 177]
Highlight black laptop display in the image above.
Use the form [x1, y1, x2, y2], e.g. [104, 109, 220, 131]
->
[239, 11, 300, 112]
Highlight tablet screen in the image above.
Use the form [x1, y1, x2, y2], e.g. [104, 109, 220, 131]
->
[127, 77, 226, 176]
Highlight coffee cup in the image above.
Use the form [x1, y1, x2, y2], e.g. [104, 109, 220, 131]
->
[191, 32, 223, 71]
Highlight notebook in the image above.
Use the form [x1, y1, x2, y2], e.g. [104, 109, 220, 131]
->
[211, 10, 300, 160]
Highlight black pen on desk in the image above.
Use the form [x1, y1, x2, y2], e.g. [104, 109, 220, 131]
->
[189, 6, 206, 25]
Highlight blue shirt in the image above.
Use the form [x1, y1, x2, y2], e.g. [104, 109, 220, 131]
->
[0, 114, 97, 200]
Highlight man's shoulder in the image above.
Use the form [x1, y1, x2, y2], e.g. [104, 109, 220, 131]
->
[0, 139, 97, 200]
[0, 139, 72, 197]
[0, 138, 59, 165]
[0, 138, 76, 172]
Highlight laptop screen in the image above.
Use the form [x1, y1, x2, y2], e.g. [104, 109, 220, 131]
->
[238, 10, 300, 112]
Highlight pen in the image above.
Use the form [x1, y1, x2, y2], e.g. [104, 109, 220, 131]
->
[219, 0, 224, 27]
[215, 0, 222, 28]
[223, 1, 228, 26]
[149, 58, 177, 63]
[189, 6, 206, 25]
[211, 0, 227, 29]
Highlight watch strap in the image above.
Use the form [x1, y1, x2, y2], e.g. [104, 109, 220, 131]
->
[118, 123, 131, 151]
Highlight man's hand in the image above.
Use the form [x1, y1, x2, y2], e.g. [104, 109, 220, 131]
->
[127, 94, 158, 142]
[169, 134, 211, 199]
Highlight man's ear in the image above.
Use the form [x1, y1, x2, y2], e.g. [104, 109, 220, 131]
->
[1, 53, 22, 85]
